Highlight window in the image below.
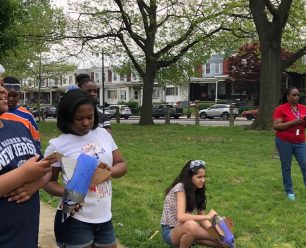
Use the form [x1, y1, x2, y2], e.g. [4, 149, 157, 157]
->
[95, 73, 100, 83]
[214, 63, 222, 74]
[152, 88, 160, 98]
[108, 90, 117, 99]
[205, 63, 210, 74]
[120, 90, 126, 100]
[134, 91, 139, 100]
[113, 73, 117, 81]
[132, 73, 137, 80]
[166, 87, 178, 96]
[69, 75, 73, 84]
[120, 74, 124, 81]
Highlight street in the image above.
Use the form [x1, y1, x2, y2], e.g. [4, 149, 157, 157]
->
[43, 116, 253, 126]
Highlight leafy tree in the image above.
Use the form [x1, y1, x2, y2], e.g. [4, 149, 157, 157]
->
[227, 42, 292, 102]
[248, 0, 306, 129]
[0, 0, 20, 58]
[1, 0, 67, 78]
[63, 0, 231, 125]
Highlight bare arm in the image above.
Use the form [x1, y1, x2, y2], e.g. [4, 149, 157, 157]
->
[5, 172, 52, 203]
[0, 155, 52, 197]
[110, 149, 127, 179]
[43, 167, 65, 197]
[176, 191, 217, 223]
[272, 117, 303, 130]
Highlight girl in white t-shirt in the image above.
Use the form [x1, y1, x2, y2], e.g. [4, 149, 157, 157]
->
[44, 89, 127, 248]
[160, 160, 225, 248]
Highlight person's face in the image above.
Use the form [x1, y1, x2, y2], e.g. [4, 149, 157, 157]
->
[7, 91, 20, 109]
[80, 81, 98, 102]
[0, 81, 8, 114]
[70, 103, 95, 136]
[287, 88, 300, 104]
[191, 168, 206, 189]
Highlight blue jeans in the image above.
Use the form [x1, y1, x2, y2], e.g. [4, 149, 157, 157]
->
[161, 225, 173, 246]
[276, 137, 306, 194]
[54, 210, 116, 248]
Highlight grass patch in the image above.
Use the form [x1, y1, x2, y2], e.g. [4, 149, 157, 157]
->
[39, 122, 306, 248]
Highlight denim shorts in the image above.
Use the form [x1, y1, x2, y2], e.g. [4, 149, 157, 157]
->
[161, 225, 173, 246]
[54, 210, 116, 248]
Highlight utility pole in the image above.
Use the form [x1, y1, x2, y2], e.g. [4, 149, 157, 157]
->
[102, 49, 105, 114]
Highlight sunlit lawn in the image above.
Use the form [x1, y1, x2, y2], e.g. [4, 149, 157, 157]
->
[39, 122, 306, 248]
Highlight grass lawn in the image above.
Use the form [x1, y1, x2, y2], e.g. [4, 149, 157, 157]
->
[39, 122, 306, 248]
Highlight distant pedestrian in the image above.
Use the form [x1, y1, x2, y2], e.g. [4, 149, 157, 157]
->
[272, 87, 306, 201]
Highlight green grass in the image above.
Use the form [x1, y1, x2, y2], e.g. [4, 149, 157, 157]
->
[39, 122, 306, 248]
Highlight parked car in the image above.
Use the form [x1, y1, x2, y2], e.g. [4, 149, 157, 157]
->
[152, 104, 183, 119]
[199, 104, 239, 119]
[242, 109, 258, 120]
[44, 106, 57, 118]
[108, 105, 132, 119]
[32, 105, 57, 118]
[96, 106, 112, 120]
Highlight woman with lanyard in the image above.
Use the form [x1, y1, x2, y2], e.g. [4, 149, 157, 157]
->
[273, 87, 306, 201]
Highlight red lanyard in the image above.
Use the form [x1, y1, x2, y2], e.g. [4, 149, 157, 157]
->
[291, 107, 300, 119]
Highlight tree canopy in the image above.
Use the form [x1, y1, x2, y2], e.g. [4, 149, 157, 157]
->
[60, 0, 233, 125]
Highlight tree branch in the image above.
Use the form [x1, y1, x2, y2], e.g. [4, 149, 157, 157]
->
[262, 0, 278, 17]
[113, 0, 146, 50]
[117, 33, 145, 78]
[281, 45, 306, 69]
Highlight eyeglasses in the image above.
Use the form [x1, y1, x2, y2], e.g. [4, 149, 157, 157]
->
[4, 83, 21, 92]
[189, 160, 206, 172]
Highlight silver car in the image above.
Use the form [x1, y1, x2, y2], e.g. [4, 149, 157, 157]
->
[108, 105, 132, 119]
[199, 104, 239, 119]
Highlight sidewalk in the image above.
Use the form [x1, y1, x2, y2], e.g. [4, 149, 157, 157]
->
[39, 202, 57, 248]
[39, 202, 124, 248]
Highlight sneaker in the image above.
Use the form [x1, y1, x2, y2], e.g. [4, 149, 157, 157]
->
[287, 193, 296, 201]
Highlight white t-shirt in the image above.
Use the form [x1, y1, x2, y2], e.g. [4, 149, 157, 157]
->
[45, 127, 118, 224]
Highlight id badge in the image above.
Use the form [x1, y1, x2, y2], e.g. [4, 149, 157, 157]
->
[296, 129, 300, 136]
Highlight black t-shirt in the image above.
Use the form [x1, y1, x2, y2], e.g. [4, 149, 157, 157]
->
[0, 120, 42, 248]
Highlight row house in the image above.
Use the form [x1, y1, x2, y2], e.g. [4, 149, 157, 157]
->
[21, 54, 230, 107]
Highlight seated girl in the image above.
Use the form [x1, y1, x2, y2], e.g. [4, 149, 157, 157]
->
[160, 160, 226, 248]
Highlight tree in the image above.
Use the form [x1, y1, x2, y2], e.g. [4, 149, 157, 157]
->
[0, 0, 21, 58]
[249, 0, 306, 130]
[1, 0, 67, 78]
[63, 0, 231, 125]
[227, 42, 292, 102]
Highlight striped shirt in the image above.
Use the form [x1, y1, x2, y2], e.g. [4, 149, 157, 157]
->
[0, 106, 41, 148]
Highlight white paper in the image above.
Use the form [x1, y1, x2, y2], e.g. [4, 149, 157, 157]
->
[61, 157, 77, 180]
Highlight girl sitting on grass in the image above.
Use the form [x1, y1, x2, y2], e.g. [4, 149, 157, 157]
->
[160, 160, 225, 248]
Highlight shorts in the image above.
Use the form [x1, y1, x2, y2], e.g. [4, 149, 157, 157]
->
[161, 225, 173, 246]
[54, 210, 116, 248]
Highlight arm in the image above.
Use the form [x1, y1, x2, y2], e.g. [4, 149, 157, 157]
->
[176, 191, 217, 223]
[110, 149, 127, 178]
[272, 117, 303, 131]
[5, 172, 52, 203]
[0, 155, 52, 197]
[43, 167, 65, 197]
[198, 209, 216, 229]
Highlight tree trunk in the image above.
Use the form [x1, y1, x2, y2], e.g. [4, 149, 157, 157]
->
[139, 64, 157, 125]
[252, 41, 282, 130]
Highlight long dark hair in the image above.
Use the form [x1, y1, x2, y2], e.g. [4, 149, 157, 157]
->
[57, 89, 99, 134]
[165, 160, 206, 212]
